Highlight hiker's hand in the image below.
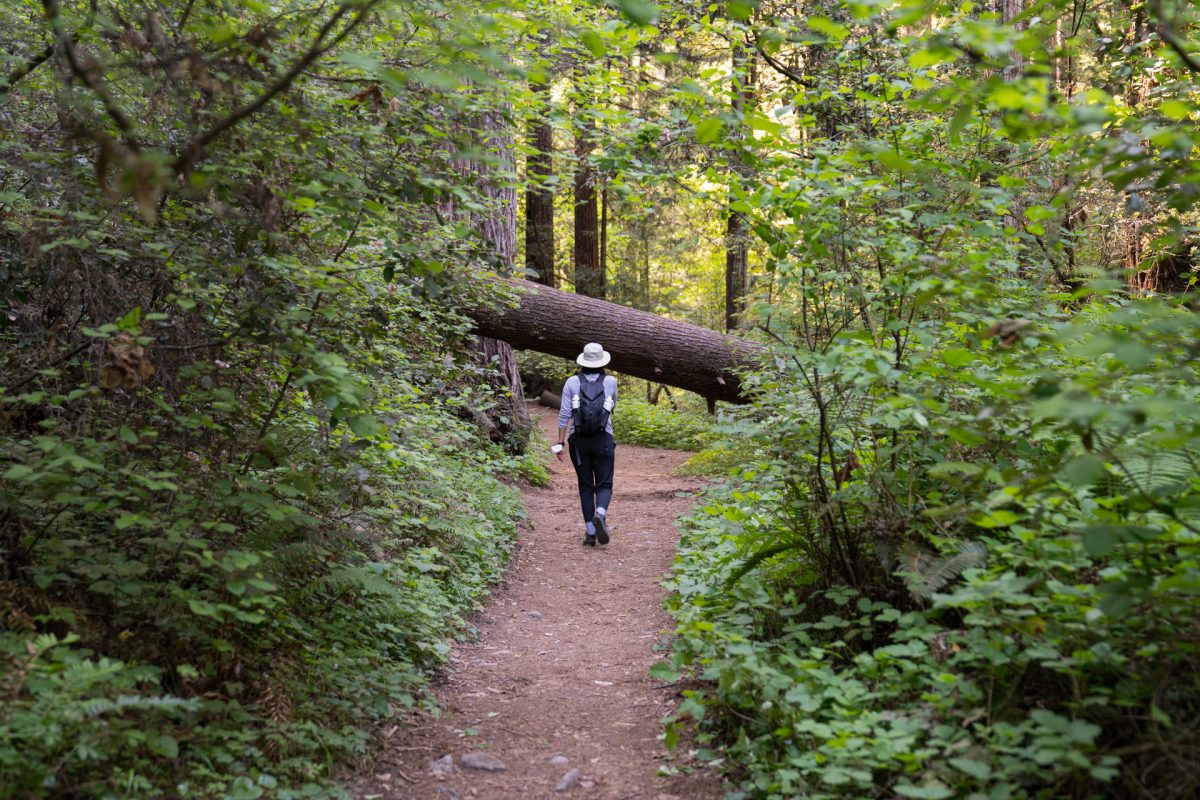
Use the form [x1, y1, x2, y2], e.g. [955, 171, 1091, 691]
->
[552, 443, 564, 461]
[555, 449, 564, 461]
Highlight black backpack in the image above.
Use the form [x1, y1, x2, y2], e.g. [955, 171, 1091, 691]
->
[573, 372, 609, 438]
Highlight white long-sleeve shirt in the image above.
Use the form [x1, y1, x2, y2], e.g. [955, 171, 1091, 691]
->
[558, 373, 618, 436]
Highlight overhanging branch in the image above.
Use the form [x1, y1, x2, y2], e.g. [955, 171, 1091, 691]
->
[173, 1, 378, 173]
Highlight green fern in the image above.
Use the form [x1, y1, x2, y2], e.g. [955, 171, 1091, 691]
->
[1112, 446, 1199, 496]
[901, 540, 987, 599]
[293, 565, 402, 605]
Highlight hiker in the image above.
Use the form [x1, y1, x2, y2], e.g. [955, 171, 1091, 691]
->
[552, 343, 618, 547]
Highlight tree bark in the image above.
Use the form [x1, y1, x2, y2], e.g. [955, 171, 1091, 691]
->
[465, 278, 764, 404]
[725, 210, 750, 332]
[998, 0, 1025, 80]
[574, 123, 603, 298]
[725, 40, 755, 332]
[447, 104, 530, 450]
[600, 178, 608, 284]
[524, 82, 556, 287]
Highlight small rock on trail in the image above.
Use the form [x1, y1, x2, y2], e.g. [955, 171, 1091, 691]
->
[555, 767, 583, 792]
[459, 751, 506, 772]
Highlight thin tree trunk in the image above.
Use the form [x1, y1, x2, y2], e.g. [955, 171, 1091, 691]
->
[524, 82, 556, 287]
[600, 178, 608, 284]
[725, 40, 755, 332]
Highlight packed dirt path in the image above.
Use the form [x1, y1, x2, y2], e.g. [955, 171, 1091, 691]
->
[357, 404, 724, 800]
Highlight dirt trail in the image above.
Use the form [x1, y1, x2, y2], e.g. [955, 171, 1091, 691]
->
[357, 404, 724, 800]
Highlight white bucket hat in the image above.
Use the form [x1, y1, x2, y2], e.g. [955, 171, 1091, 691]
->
[576, 342, 611, 368]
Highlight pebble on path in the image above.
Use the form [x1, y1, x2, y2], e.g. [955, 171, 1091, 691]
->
[555, 768, 583, 792]
[459, 752, 507, 772]
[430, 754, 454, 776]
[549, 755, 570, 766]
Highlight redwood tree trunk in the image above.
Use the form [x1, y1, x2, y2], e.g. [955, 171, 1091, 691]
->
[574, 124, 603, 298]
[524, 83, 556, 287]
[466, 279, 763, 404]
[448, 105, 530, 450]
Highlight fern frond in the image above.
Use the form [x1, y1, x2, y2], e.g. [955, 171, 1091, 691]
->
[1114, 447, 1199, 495]
[725, 540, 807, 587]
[903, 541, 987, 599]
[292, 565, 401, 605]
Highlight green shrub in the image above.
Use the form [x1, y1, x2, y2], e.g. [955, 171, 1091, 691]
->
[613, 399, 718, 451]
[675, 441, 759, 476]
[663, 300, 1200, 800]
[0, 347, 523, 797]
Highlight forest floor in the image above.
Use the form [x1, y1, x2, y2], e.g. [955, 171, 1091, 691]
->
[353, 404, 725, 800]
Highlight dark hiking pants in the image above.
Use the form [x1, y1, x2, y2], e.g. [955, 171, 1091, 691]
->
[568, 432, 615, 522]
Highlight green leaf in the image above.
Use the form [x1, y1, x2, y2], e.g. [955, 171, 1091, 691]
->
[147, 734, 179, 759]
[910, 47, 955, 68]
[348, 413, 383, 438]
[971, 509, 1018, 529]
[942, 348, 974, 367]
[118, 307, 142, 330]
[1082, 525, 1155, 557]
[1151, 704, 1173, 727]
[649, 662, 680, 682]
[3, 464, 34, 480]
[948, 102, 974, 141]
[1159, 99, 1192, 120]
[1082, 526, 1118, 557]
[695, 118, 724, 144]
[579, 30, 607, 57]
[895, 782, 953, 799]
[1061, 453, 1107, 487]
[807, 16, 849, 40]
[727, 0, 758, 21]
[748, 111, 783, 136]
[948, 757, 991, 780]
[663, 720, 680, 751]
[616, 0, 659, 25]
[1098, 589, 1133, 617]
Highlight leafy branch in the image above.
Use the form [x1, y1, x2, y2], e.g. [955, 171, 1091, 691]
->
[42, 0, 141, 153]
[173, 0, 379, 173]
[1152, 0, 1200, 75]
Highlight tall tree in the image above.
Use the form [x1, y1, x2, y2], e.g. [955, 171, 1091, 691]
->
[573, 120, 603, 298]
[524, 81, 556, 287]
[725, 38, 756, 332]
[448, 106, 530, 451]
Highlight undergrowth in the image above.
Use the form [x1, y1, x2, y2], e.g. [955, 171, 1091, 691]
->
[613, 398, 719, 452]
[0, 301, 524, 797]
[662, 301, 1200, 800]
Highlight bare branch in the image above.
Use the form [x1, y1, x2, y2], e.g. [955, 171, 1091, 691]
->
[0, 44, 53, 96]
[750, 32, 815, 88]
[1153, 0, 1200, 75]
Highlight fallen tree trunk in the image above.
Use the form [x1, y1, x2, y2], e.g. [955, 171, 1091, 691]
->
[466, 279, 764, 404]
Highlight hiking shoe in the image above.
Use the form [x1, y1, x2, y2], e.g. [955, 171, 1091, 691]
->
[583, 534, 596, 547]
[593, 515, 610, 545]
